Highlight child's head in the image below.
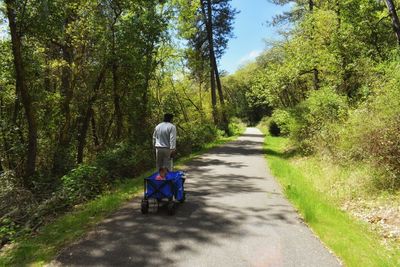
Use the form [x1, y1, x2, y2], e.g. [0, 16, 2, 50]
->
[159, 167, 168, 177]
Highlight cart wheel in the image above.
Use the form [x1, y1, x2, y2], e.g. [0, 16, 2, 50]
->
[179, 192, 186, 203]
[141, 199, 149, 214]
[167, 201, 175, 216]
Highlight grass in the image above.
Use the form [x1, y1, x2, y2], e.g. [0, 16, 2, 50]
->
[0, 177, 144, 267]
[0, 127, 244, 267]
[264, 136, 400, 267]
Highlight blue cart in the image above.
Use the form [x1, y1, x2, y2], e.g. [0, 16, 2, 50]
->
[141, 171, 186, 215]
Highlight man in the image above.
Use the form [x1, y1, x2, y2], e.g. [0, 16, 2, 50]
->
[153, 113, 177, 171]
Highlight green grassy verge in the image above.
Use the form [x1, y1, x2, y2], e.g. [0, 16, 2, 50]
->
[0, 177, 144, 267]
[0, 129, 244, 267]
[264, 136, 400, 267]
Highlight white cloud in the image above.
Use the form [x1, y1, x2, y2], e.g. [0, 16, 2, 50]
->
[238, 50, 262, 64]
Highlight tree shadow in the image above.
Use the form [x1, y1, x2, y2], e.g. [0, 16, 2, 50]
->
[50, 130, 302, 267]
[52, 167, 298, 266]
[264, 148, 298, 159]
[187, 158, 247, 169]
[207, 140, 265, 156]
[239, 133, 265, 138]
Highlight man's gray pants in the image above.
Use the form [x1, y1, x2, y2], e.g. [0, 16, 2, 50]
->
[155, 147, 173, 171]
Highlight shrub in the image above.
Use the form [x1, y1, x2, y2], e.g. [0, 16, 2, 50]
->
[96, 143, 153, 179]
[269, 109, 295, 136]
[364, 116, 400, 189]
[61, 165, 108, 205]
[0, 171, 37, 246]
[291, 87, 348, 153]
[178, 121, 218, 153]
[228, 117, 245, 136]
[0, 218, 18, 246]
[269, 120, 281, 136]
[257, 116, 270, 134]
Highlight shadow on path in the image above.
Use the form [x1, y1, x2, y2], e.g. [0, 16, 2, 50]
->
[53, 135, 298, 267]
[51, 129, 340, 267]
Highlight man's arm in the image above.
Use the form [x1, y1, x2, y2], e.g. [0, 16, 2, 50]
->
[170, 125, 177, 150]
[152, 128, 157, 147]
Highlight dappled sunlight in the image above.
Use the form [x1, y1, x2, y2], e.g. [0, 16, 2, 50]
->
[49, 129, 328, 267]
[48, 130, 336, 266]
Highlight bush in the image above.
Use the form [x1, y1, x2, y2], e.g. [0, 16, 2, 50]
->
[257, 116, 270, 134]
[96, 143, 153, 179]
[269, 121, 281, 136]
[178, 121, 218, 153]
[228, 117, 246, 136]
[0, 218, 18, 246]
[61, 165, 108, 204]
[365, 116, 400, 189]
[291, 87, 348, 153]
[0, 171, 37, 246]
[334, 60, 400, 189]
[269, 109, 294, 136]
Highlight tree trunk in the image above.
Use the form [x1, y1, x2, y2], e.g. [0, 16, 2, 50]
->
[0, 98, 11, 171]
[385, 0, 400, 45]
[111, 22, 123, 140]
[210, 68, 218, 124]
[308, 0, 314, 12]
[313, 68, 320, 90]
[112, 62, 123, 140]
[6, 0, 38, 183]
[77, 66, 107, 163]
[207, 0, 229, 132]
[171, 80, 189, 122]
[91, 109, 100, 147]
[60, 44, 73, 142]
[199, 81, 203, 110]
[53, 14, 74, 175]
[213, 59, 229, 132]
[201, 0, 219, 125]
[308, 0, 320, 91]
[77, 107, 91, 164]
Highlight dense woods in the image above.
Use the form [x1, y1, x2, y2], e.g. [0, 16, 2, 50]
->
[1, 0, 399, 255]
[0, 0, 239, 246]
[224, 0, 400, 192]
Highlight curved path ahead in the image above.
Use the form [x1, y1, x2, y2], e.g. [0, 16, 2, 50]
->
[51, 128, 341, 267]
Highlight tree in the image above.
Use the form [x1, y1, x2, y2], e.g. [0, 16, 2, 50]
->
[178, 0, 236, 132]
[384, 0, 400, 45]
[5, 0, 38, 184]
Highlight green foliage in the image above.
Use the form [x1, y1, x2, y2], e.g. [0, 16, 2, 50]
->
[269, 109, 294, 136]
[96, 143, 153, 179]
[264, 136, 400, 267]
[0, 218, 18, 245]
[304, 88, 348, 126]
[227, 117, 246, 136]
[291, 87, 348, 153]
[0, 176, 144, 267]
[222, 63, 272, 124]
[335, 65, 400, 189]
[61, 165, 108, 204]
[178, 121, 219, 154]
[365, 116, 400, 190]
[0, 0, 239, 252]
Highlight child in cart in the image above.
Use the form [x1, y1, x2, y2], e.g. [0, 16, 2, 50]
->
[156, 167, 168, 180]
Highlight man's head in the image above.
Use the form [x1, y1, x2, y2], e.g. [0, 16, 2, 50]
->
[163, 113, 173, 123]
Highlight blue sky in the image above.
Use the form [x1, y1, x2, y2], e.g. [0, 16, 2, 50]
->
[219, 0, 291, 74]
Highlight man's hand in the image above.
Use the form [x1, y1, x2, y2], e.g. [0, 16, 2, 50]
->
[170, 149, 177, 159]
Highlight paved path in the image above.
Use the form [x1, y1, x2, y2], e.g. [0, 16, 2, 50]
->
[50, 128, 341, 267]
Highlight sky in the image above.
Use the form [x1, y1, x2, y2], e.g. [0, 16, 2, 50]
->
[219, 0, 291, 74]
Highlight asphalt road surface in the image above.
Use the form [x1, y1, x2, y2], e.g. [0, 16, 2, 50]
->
[50, 128, 342, 267]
